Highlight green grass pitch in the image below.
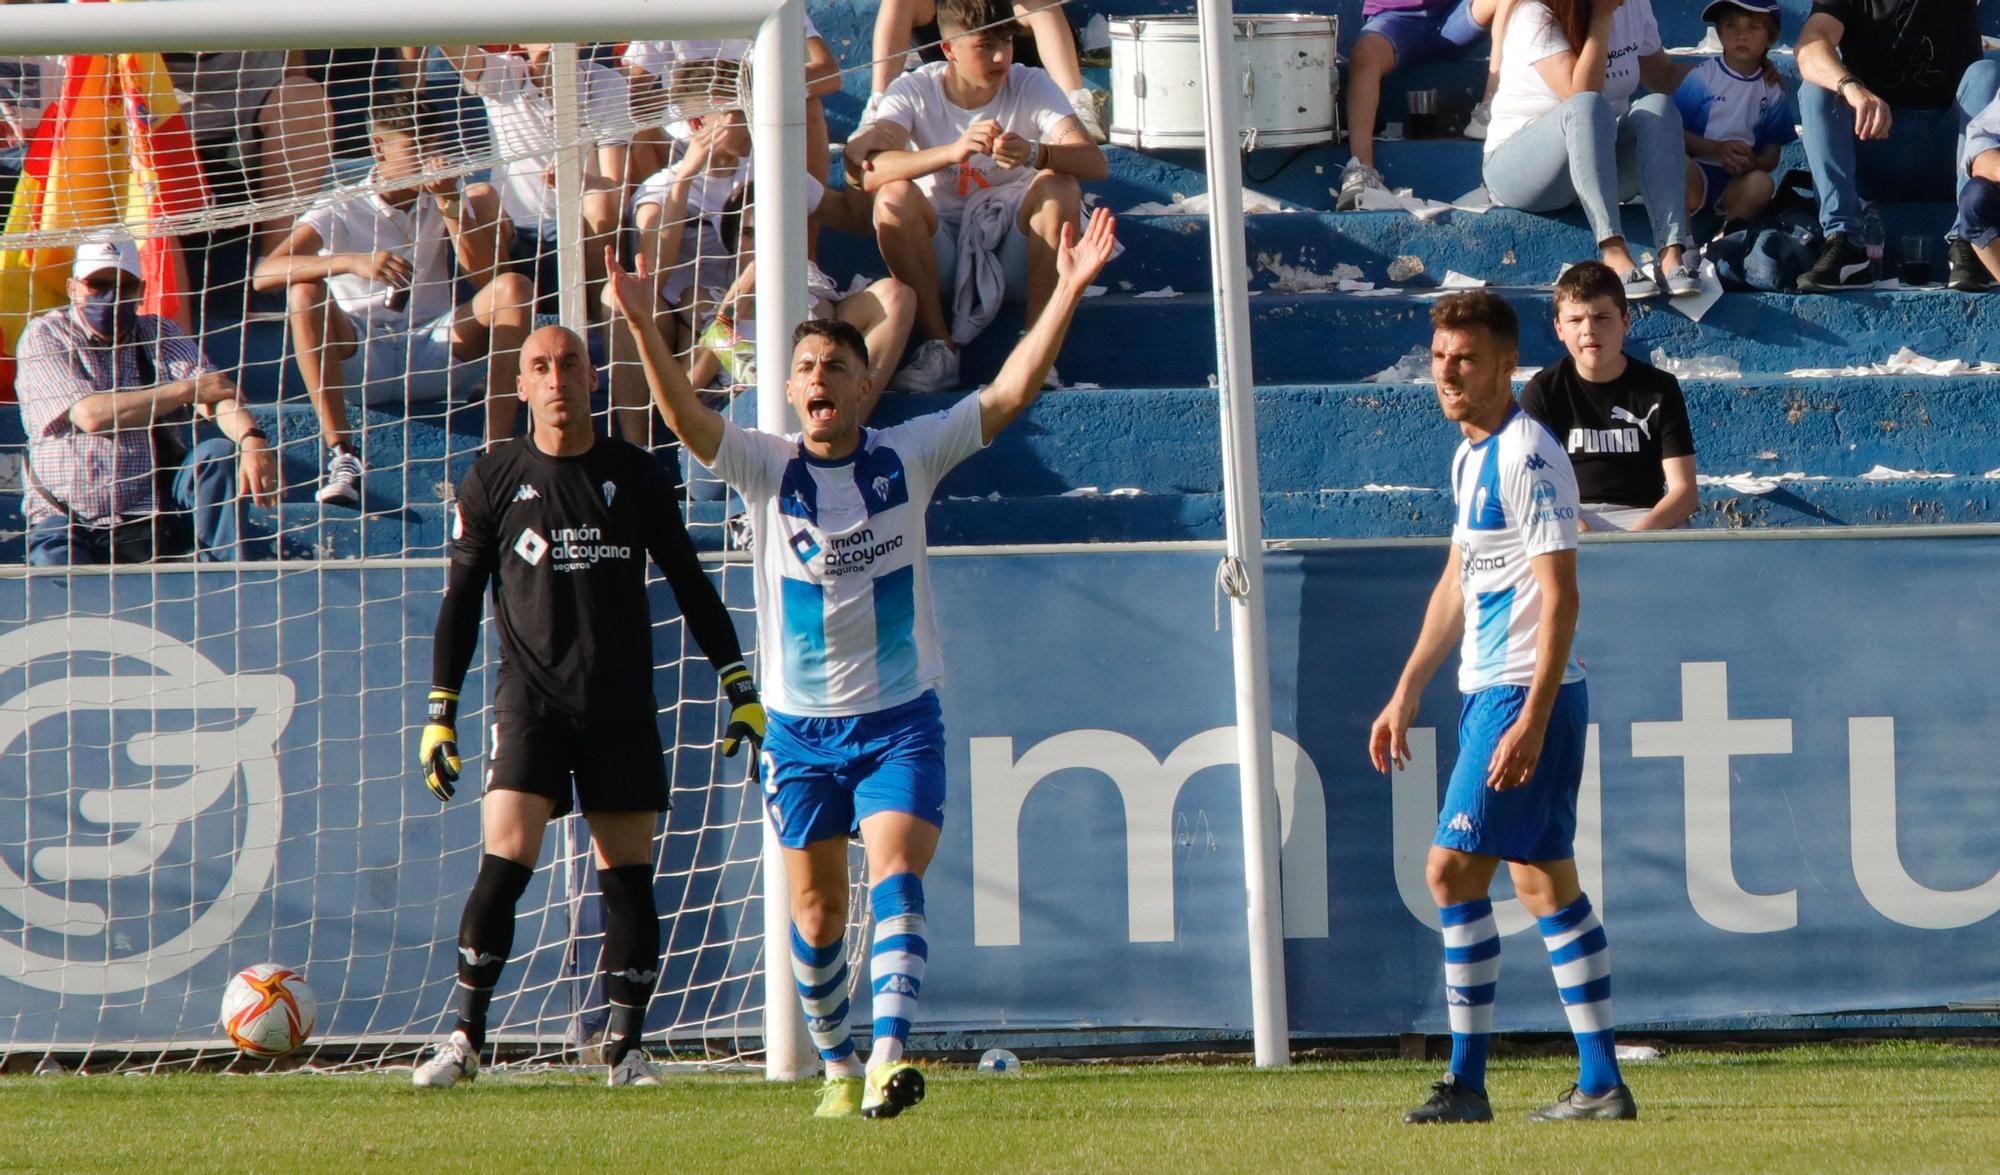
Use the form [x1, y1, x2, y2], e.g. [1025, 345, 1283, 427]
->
[3, 1042, 1996, 1172]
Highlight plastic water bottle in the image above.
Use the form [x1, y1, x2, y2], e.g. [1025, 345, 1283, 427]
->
[1862, 203, 1886, 280]
[977, 1047, 1021, 1075]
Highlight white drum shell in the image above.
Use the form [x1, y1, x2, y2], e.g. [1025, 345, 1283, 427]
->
[1109, 14, 1337, 150]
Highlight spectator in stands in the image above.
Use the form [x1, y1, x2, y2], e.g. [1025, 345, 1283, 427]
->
[866, 0, 1108, 143]
[15, 236, 276, 564]
[254, 95, 532, 508]
[0, 45, 60, 186]
[845, 0, 1107, 393]
[622, 25, 844, 184]
[1675, 0, 1795, 232]
[1953, 95, 2000, 288]
[163, 50, 334, 260]
[631, 108, 751, 341]
[1481, 0, 1695, 300]
[439, 43, 632, 314]
[1794, 0, 1999, 292]
[1520, 261, 1697, 531]
[1338, 0, 1503, 210]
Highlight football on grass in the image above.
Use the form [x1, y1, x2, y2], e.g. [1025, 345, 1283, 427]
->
[220, 963, 316, 1057]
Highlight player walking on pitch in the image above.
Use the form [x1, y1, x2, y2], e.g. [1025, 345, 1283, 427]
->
[1369, 291, 1637, 1123]
[412, 324, 766, 1088]
[603, 209, 1118, 1118]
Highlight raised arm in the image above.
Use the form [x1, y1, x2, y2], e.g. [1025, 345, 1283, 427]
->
[1532, 0, 1616, 99]
[1369, 548, 1467, 773]
[976, 207, 1117, 443]
[604, 245, 725, 462]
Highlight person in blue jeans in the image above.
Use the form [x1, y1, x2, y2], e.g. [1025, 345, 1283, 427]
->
[1481, 0, 1696, 300]
[1794, 0, 1999, 292]
[1338, 0, 1505, 210]
[1954, 95, 2000, 289]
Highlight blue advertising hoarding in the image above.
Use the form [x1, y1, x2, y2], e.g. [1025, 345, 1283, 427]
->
[2, 531, 1997, 1046]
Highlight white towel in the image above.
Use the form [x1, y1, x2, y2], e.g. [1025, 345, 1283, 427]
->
[951, 183, 1019, 346]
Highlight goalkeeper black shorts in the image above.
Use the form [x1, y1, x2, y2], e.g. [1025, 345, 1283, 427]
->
[483, 710, 670, 818]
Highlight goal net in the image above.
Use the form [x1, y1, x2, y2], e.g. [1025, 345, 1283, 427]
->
[0, 0, 837, 1076]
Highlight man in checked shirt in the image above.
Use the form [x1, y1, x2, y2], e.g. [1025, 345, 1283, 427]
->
[15, 236, 278, 565]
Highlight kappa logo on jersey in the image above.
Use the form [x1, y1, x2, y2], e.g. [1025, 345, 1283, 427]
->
[514, 527, 549, 566]
[602, 480, 616, 507]
[512, 483, 541, 503]
[789, 529, 822, 565]
[1525, 452, 1550, 471]
[1447, 812, 1475, 834]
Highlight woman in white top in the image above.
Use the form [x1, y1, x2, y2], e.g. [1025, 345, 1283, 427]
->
[1481, 0, 1695, 299]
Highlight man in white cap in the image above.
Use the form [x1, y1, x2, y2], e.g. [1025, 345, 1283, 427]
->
[14, 234, 278, 564]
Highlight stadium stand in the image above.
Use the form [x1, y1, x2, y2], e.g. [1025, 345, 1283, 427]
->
[5, 0, 2000, 561]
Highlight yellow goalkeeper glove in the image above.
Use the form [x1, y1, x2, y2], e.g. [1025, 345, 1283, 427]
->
[419, 687, 462, 802]
[719, 663, 765, 758]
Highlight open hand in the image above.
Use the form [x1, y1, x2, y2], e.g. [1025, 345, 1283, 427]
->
[602, 244, 655, 323]
[1484, 718, 1545, 791]
[1056, 207, 1118, 291]
[237, 437, 279, 509]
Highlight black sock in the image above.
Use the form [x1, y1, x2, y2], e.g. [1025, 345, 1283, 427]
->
[453, 854, 533, 1050]
[598, 863, 660, 1063]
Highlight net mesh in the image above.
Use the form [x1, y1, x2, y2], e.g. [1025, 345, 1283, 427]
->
[0, 26, 870, 1075]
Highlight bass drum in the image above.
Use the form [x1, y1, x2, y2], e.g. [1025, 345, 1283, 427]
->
[1108, 14, 1337, 151]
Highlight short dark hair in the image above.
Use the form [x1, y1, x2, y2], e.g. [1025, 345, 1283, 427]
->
[1552, 260, 1628, 315]
[793, 318, 870, 373]
[1428, 290, 1519, 353]
[937, 0, 1016, 39]
[368, 91, 420, 141]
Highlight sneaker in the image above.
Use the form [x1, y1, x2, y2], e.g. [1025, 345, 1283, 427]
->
[1463, 99, 1492, 141]
[411, 1030, 479, 1088]
[1948, 238, 1993, 291]
[814, 1074, 863, 1118]
[315, 446, 363, 507]
[1403, 1075, 1493, 1124]
[1335, 159, 1388, 212]
[1528, 1082, 1639, 1121]
[1620, 267, 1660, 300]
[861, 1061, 926, 1120]
[887, 338, 960, 393]
[607, 1048, 662, 1087]
[1068, 87, 1110, 145]
[1661, 260, 1701, 298]
[1796, 231, 1874, 292]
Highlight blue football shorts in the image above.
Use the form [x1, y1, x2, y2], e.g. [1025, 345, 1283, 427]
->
[761, 690, 947, 849]
[1433, 679, 1589, 862]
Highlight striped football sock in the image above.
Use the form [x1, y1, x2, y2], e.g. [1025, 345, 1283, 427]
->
[1441, 897, 1499, 1096]
[866, 872, 928, 1073]
[790, 924, 862, 1078]
[1539, 893, 1622, 1096]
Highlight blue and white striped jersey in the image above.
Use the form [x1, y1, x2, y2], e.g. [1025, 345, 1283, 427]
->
[708, 394, 986, 717]
[1450, 408, 1586, 694]
[1672, 57, 1797, 153]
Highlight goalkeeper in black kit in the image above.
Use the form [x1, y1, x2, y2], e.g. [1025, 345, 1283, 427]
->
[411, 324, 765, 1089]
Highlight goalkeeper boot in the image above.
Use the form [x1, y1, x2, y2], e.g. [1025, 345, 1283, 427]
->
[1528, 1082, 1638, 1121]
[1402, 1075, 1492, 1124]
[814, 1074, 863, 1119]
[608, 1048, 663, 1088]
[861, 1061, 925, 1120]
[412, 1029, 479, 1088]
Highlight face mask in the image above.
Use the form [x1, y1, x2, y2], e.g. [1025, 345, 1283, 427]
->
[78, 287, 139, 340]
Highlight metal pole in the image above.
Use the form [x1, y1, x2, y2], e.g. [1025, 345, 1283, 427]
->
[547, 44, 587, 336]
[1193, 0, 1290, 1067]
[752, 0, 815, 1083]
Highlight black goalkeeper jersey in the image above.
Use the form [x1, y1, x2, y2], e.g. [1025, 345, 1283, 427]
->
[436, 434, 743, 723]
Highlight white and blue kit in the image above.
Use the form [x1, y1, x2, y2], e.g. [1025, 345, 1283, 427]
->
[706, 393, 985, 849]
[1436, 407, 1589, 863]
[1673, 57, 1797, 213]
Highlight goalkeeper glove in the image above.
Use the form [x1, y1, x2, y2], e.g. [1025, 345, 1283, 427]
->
[420, 687, 462, 802]
[719, 662, 766, 758]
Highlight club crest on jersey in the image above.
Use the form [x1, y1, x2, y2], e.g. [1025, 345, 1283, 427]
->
[873, 475, 892, 500]
[513, 527, 549, 566]
[602, 480, 616, 507]
[788, 529, 822, 565]
[450, 502, 464, 541]
[512, 483, 541, 503]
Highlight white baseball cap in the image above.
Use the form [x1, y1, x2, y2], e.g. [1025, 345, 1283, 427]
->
[71, 237, 142, 281]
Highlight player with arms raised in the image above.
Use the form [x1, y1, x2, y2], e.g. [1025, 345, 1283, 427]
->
[411, 324, 766, 1088]
[602, 209, 1117, 1119]
[1369, 291, 1637, 1123]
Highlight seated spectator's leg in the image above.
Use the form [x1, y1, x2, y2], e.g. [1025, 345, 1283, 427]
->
[1958, 164, 2000, 282]
[874, 179, 948, 342]
[1483, 92, 1632, 270]
[872, 0, 932, 101]
[1720, 170, 1775, 223]
[1953, 61, 2000, 240]
[1684, 158, 1709, 219]
[452, 272, 537, 445]
[807, 97, 832, 185]
[1019, 170, 1082, 329]
[581, 180, 624, 322]
[1345, 31, 1397, 173]
[457, 183, 512, 288]
[253, 74, 335, 258]
[173, 437, 244, 563]
[814, 184, 877, 243]
[1016, 0, 1085, 94]
[1799, 80, 1863, 238]
[838, 277, 918, 407]
[287, 278, 362, 452]
[628, 127, 671, 193]
[24, 517, 90, 568]
[1615, 94, 1689, 273]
